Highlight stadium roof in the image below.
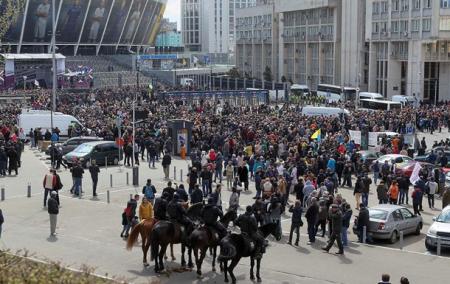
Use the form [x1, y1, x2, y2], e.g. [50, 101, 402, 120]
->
[1, 54, 66, 60]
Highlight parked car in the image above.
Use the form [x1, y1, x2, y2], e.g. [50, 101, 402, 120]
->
[353, 205, 422, 244]
[414, 150, 450, 167]
[395, 161, 435, 178]
[374, 154, 413, 167]
[357, 150, 379, 164]
[63, 141, 122, 168]
[425, 206, 450, 251]
[45, 136, 103, 156]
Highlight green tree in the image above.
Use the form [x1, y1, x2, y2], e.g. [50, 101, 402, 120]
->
[227, 67, 241, 78]
[263, 66, 272, 82]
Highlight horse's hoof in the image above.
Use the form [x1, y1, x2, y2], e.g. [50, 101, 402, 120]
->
[212, 267, 216, 272]
[164, 256, 168, 260]
[172, 257, 176, 261]
[224, 279, 229, 283]
[197, 270, 202, 276]
[250, 275, 255, 281]
[188, 262, 194, 268]
[257, 278, 262, 283]
[143, 262, 149, 267]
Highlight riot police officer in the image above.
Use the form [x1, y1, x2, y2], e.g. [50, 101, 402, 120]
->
[167, 194, 193, 241]
[235, 206, 265, 259]
[201, 197, 227, 239]
[154, 192, 169, 221]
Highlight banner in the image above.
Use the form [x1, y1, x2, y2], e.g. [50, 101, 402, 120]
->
[368, 132, 378, 147]
[349, 130, 362, 145]
[177, 129, 188, 155]
[409, 162, 422, 185]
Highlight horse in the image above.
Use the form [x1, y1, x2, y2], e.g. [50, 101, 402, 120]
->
[126, 219, 156, 266]
[218, 222, 280, 284]
[189, 210, 238, 277]
[149, 203, 203, 273]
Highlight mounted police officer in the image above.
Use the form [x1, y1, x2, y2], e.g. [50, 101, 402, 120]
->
[167, 193, 193, 242]
[154, 191, 169, 221]
[235, 205, 265, 259]
[201, 197, 227, 239]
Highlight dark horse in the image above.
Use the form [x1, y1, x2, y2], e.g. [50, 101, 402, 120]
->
[149, 204, 204, 273]
[218, 222, 279, 283]
[189, 210, 237, 277]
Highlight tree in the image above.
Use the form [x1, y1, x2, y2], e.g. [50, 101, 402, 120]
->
[227, 67, 241, 78]
[263, 66, 273, 82]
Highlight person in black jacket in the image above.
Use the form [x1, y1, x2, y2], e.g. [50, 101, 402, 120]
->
[237, 164, 249, 191]
[341, 203, 352, 247]
[305, 197, 319, 244]
[190, 184, 203, 205]
[154, 192, 169, 220]
[357, 203, 370, 243]
[287, 200, 303, 246]
[162, 181, 175, 202]
[162, 152, 171, 179]
[322, 204, 344, 254]
[235, 206, 264, 259]
[88, 160, 100, 197]
[201, 198, 226, 239]
[48, 191, 59, 236]
[0, 208, 4, 239]
[176, 184, 189, 202]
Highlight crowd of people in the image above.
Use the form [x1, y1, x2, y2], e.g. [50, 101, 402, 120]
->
[1, 85, 450, 281]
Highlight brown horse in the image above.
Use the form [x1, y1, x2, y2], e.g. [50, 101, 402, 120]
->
[126, 219, 176, 266]
[189, 210, 237, 277]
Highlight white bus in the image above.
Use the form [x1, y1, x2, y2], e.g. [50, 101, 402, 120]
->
[358, 92, 384, 100]
[359, 99, 402, 111]
[301, 106, 350, 117]
[316, 84, 357, 103]
[391, 95, 416, 107]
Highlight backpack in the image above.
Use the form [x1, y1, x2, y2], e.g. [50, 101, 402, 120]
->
[143, 185, 155, 199]
[124, 206, 132, 217]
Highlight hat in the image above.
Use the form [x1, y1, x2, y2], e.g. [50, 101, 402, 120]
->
[50, 191, 57, 197]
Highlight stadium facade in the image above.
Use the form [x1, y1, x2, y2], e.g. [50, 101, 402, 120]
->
[0, 0, 167, 55]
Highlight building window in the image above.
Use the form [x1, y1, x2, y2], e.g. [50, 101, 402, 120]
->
[423, 18, 431, 31]
[411, 19, 420, 31]
[442, 0, 450, 8]
[400, 20, 409, 33]
[391, 21, 399, 32]
[392, 0, 399, 11]
[373, 22, 380, 34]
[401, 0, 409, 11]
[373, 2, 380, 14]
[440, 17, 450, 30]
[381, 1, 388, 13]
[424, 0, 431, 8]
[413, 0, 420, 9]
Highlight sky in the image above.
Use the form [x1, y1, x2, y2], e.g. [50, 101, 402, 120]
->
[165, 0, 181, 29]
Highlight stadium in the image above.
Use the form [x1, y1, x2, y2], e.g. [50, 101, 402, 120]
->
[0, 0, 167, 55]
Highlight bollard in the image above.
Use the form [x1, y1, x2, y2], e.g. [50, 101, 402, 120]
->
[174, 166, 177, 180]
[437, 238, 442, 256]
[180, 169, 183, 182]
[105, 157, 108, 170]
[27, 183, 31, 198]
[363, 226, 367, 244]
[399, 231, 404, 250]
[126, 172, 129, 185]
[1, 187, 4, 201]
[107, 190, 110, 204]
[110, 174, 113, 188]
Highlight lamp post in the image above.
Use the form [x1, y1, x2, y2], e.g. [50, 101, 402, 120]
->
[23, 75, 27, 90]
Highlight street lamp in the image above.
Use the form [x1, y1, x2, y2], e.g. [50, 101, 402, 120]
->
[23, 75, 27, 90]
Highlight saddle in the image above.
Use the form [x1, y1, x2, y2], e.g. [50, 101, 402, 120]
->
[202, 225, 220, 242]
[240, 232, 256, 253]
[169, 219, 186, 239]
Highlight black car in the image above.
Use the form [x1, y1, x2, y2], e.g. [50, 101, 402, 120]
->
[46, 136, 103, 156]
[63, 141, 123, 168]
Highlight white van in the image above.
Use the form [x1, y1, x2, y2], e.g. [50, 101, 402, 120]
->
[358, 92, 384, 100]
[301, 106, 350, 117]
[18, 110, 86, 137]
[391, 95, 416, 107]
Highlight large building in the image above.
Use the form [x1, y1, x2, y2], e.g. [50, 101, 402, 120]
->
[0, 0, 167, 55]
[235, 0, 368, 90]
[181, 0, 256, 53]
[366, 0, 450, 102]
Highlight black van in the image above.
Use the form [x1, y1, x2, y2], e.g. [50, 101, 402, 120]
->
[63, 141, 123, 168]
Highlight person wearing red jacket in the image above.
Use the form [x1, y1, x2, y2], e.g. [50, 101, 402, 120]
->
[43, 169, 62, 207]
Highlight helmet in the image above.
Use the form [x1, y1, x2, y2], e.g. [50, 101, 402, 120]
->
[246, 205, 253, 213]
[207, 197, 215, 205]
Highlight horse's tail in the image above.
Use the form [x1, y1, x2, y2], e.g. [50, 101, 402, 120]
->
[126, 221, 142, 251]
[150, 229, 159, 261]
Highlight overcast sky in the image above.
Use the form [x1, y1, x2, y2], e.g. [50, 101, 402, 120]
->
[165, 0, 181, 29]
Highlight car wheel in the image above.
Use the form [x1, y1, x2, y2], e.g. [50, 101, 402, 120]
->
[414, 223, 422, 236]
[425, 241, 436, 252]
[113, 157, 119, 165]
[390, 230, 398, 244]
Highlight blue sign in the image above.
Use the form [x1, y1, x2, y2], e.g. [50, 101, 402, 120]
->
[138, 54, 178, 60]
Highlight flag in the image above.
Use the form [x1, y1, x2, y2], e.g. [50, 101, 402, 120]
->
[311, 129, 321, 141]
[409, 162, 422, 185]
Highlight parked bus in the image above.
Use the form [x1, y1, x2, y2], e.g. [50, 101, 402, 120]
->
[358, 92, 384, 100]
[391, 95, 417, 107]
[359, 99, 402, 111]
[316, 84, 357, 103]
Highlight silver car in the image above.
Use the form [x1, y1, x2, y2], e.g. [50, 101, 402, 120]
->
[425, 206, 450, 251]
[354, 205, 423, 244]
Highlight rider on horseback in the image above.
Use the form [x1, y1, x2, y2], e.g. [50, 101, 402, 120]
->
[167, 193, 194, 243]
[154, 192, 169, 221]
[235, 205, 265, 259]
[201, 197, 227, 240]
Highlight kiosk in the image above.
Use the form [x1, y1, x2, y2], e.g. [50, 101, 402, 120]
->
[167, 119, 194, 156]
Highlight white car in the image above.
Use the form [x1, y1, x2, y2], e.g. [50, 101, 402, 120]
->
[375, 154, 413, 166]
[425, 206, 450, 251]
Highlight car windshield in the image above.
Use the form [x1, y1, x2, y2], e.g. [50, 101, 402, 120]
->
[436, 210, 450, 223]
[369, 209, 388, 220]
[73, 144, 93, 154]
